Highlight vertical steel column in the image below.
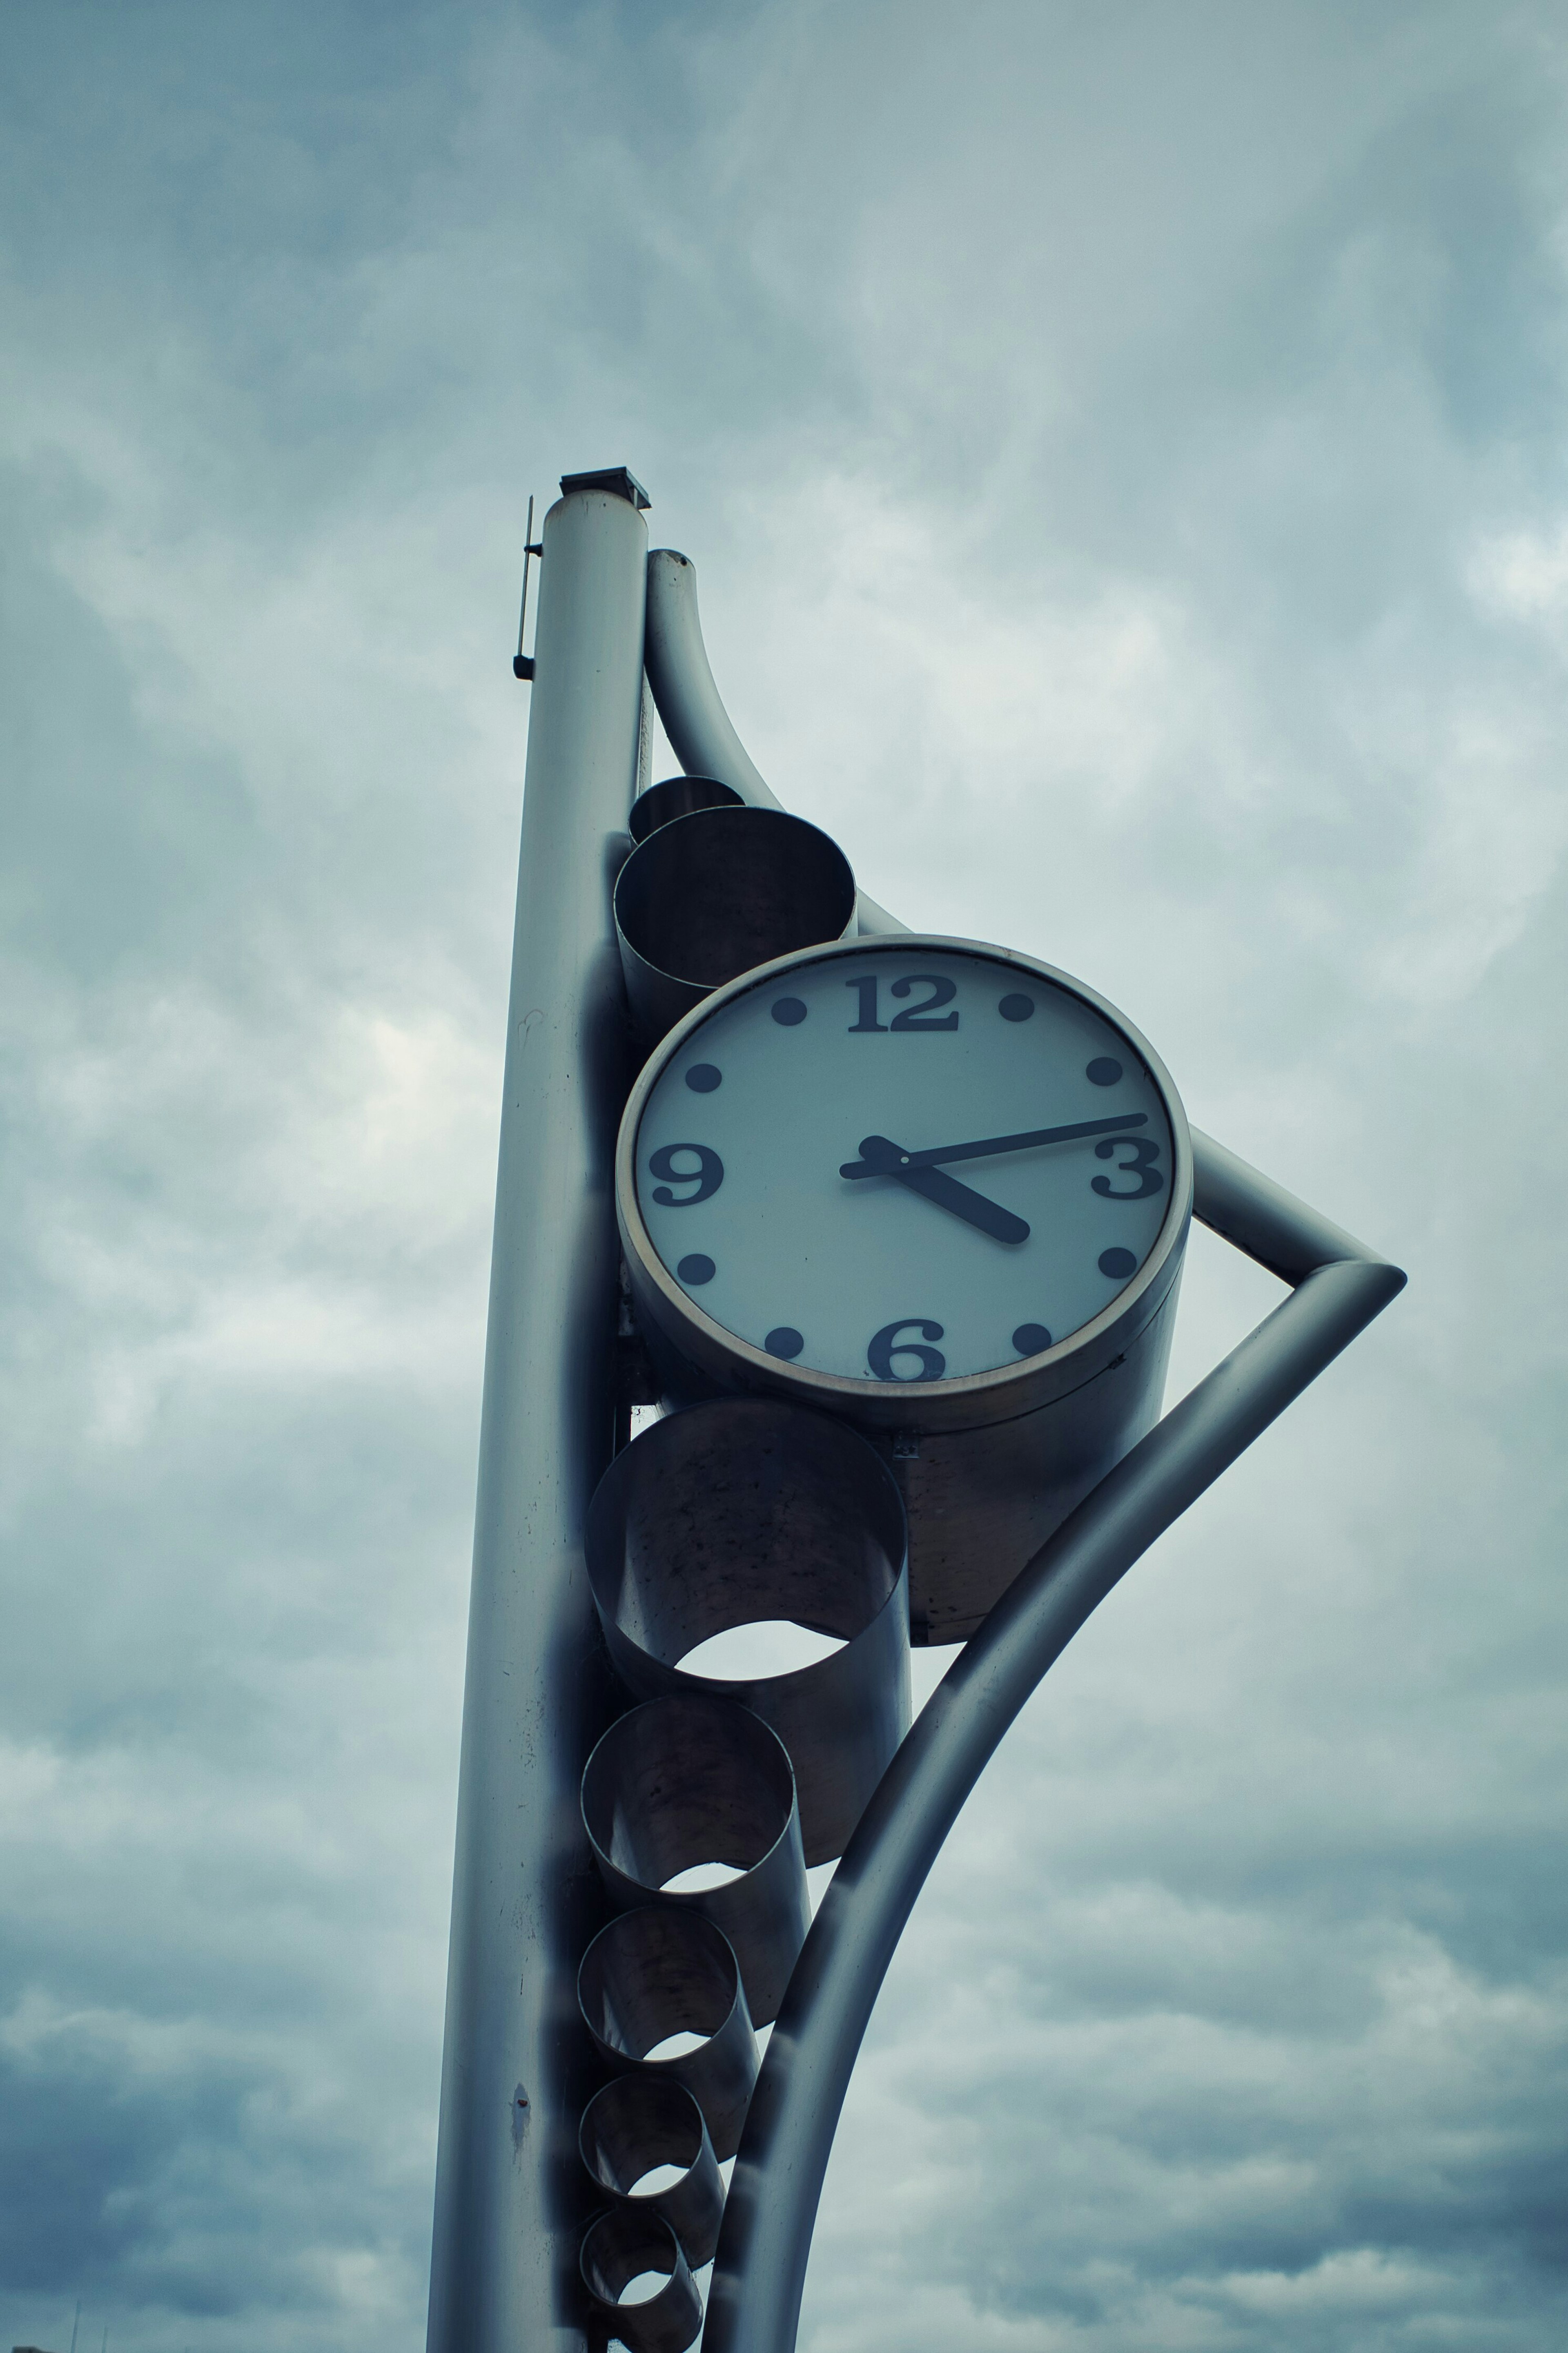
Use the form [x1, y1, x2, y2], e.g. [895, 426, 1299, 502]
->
[427, 484, 648, 2353]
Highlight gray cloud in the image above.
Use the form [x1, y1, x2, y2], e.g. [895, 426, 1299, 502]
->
[2, 1, 1566, 2347]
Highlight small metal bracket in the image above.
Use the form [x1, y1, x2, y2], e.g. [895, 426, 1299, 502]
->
[613, 1262, 660, 1452]
[513, 495, 542, 681]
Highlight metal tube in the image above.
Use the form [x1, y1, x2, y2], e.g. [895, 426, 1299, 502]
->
[426, 482, 648, 2353]
[579, 2210, 704, 2353]
[581, 1694, 812, 2026]
[578, 2075, 726, 2270]
[577, 1907, 761, 2161]
[701, 1146, 1405, 2353]
[612, 807, 858, 1048]
[643, 552, 776, 810]
[629, 775, 746, 844]
[1189, 1125, 1379, 1281]
[643, 550, 905, 936]
[585, 1400, 911, 1867]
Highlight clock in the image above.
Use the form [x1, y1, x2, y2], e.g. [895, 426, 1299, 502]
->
[616, 936, 1193, 1644]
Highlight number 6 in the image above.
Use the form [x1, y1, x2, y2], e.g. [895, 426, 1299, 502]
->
[867, 1318, 947, 1381]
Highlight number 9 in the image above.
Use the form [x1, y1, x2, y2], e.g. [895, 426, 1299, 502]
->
[648, 1144, 724, 1206]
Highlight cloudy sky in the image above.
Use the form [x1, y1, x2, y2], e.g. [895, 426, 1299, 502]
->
[3, 2, 1568, 2347]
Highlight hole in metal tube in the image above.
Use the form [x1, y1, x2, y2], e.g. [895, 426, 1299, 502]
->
[630, 2162, 690, 2197]
[644, 2027, 710, 2061]
[619, 2269, 672, 2306]
[677, 1621, 846, 1680]
[661, 1861, 745, 1894]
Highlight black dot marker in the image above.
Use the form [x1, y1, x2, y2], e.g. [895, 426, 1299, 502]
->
[1013, 1322, 1052, 1355]
[765, 1326, 804, 1360]
[771, 997, 807, 1026]
[1098, 1247, 1136, 1280]
[999, 994, 1035, 1022]
[678, 1254, 716, 1286]
[686, 1064, 722, 1093]
[1086, 1057, 1123, 1086]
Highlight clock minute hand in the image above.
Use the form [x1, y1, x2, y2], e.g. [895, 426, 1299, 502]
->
[852, 1135, 1030, 1247]
[840, 1111, 1148, 1180]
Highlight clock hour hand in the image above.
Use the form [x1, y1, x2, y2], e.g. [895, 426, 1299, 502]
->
[851, 1134, 1030, 1246]
[840, 1110, 1148, 1180]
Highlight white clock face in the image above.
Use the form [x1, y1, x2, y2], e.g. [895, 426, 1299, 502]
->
[631, 943, 1177, 1385]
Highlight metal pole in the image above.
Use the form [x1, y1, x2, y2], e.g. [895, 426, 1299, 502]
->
[427, 481, 648, 2353]
[702, 1135, 1405, 2353]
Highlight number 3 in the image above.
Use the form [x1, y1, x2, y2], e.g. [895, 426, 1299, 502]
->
[1091, 1137, 1163, 1200]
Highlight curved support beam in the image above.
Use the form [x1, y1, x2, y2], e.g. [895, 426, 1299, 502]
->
[701, 1132, 1405, 2353]
[644, 550, 906, 936]
[644, 551, 778, 812]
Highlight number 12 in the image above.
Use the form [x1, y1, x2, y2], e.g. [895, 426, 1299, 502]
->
[846, 975, 960, 1033]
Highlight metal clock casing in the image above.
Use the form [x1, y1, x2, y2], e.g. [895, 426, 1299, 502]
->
[615, 935, 1193, 1643]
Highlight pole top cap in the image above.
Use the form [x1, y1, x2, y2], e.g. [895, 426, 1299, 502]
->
[559, 465, 651, 511]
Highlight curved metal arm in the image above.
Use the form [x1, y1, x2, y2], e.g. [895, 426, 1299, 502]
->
[644, 551, 778, 812]
[701, 1131, 1405, 2353]
[644, 550, 906, 936]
